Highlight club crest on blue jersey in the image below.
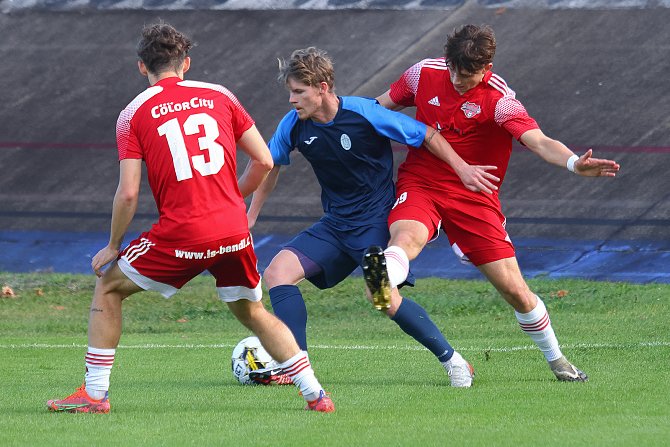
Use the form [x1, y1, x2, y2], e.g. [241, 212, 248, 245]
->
[340, 134, 352, 150]
[461, 101, 481, 119]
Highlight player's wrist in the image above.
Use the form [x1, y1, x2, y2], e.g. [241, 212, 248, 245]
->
[566, 154, 579, 173]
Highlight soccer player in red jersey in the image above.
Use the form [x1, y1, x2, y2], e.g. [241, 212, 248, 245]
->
[366, 24, 620, 382]
[47, 23, 334, 413]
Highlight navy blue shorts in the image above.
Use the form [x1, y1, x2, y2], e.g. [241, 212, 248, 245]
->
[285, 218, 415, 290]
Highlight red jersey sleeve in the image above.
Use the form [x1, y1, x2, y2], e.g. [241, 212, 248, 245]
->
[116, 86, 164, 160]
[494, 95, 539, 141]
[389, 60, 426, 107]
[220, 88, 254, 141]
[116, 108, 142, 160]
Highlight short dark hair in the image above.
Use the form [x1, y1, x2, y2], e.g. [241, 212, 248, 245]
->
[444, 24, 496, 74]
[277, 47, 335, 91]
[136, 23, 193, 75]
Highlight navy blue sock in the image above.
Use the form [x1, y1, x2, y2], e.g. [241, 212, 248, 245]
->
[269, 285, 308, 351]
[391, 298, 454, 362]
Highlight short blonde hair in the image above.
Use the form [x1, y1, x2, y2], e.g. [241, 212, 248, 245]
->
[278, 47, 335, 91]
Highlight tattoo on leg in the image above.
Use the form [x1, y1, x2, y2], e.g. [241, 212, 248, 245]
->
[90, 308, 104, 313]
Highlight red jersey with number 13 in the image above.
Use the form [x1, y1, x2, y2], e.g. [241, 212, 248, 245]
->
[116, 77, 253, 245]
[390, 58, 539, 202]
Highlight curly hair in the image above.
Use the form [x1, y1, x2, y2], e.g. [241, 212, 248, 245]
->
[444, 24, 496, 74]
[136, 23, 193, 75]
[277, 47, 335, 91]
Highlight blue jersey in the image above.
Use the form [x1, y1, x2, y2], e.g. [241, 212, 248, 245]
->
[269, 96, 427, 227]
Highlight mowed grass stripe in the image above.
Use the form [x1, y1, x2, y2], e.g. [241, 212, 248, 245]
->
[1, 341, 669, 350]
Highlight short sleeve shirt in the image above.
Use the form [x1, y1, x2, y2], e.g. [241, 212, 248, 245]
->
[116, 77, 254, 244]
[389, 58, 539, 198]
[268, 96, 427, 227]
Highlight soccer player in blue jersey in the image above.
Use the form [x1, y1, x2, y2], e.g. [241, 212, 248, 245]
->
[247, 48, 499, 387]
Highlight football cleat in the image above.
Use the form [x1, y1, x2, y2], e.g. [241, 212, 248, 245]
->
[443, 351, 475, 388]
[362, 246, 392, 311]
[305, 390, 335, 413]
[47, 384, 110, 413]
[549, 356, 589, 382]
[249, 367, 294, 386]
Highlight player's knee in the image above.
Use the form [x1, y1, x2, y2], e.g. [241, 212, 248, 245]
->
[499, 285, 535, 312]
[228, 299, 263, 327]
[262, 263, 289, 288]
[262, 252, 305, 288]
[389, 232, 424, 260]
[94, 276, 127, 303]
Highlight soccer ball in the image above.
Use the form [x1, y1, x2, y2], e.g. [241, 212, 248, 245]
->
[231, 336, 278, 385]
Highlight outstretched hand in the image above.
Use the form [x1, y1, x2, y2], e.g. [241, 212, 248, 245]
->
[458, 165, 500, 194]
[91, 245, 120, 277]
[574, 149, 620, 177]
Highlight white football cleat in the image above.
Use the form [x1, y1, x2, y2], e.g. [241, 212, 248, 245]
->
[442, 351, 474, 387]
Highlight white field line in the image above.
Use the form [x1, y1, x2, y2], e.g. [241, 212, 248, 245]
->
[0, 341, 668, 352]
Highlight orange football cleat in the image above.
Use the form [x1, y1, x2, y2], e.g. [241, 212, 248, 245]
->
[305, 390, 335, 413]
[47, 385, 110, 413]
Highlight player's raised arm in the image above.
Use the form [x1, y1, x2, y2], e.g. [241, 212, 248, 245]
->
[422, 126, 500, 194]
[520, 128, 620, 177]
[236, 125, 274, 199]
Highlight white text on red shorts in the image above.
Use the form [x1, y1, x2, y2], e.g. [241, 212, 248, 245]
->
[174, 236, 251, 260]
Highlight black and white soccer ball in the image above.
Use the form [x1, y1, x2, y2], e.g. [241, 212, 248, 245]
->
[231, 336, 279, 385]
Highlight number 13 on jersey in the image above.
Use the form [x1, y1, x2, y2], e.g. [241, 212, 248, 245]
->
[158, 112, 225, 181]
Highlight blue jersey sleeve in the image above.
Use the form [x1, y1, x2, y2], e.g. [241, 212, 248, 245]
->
[268, 110, 299, 165]
[340, 96, 427, 148]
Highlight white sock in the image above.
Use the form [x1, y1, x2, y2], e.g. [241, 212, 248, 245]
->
[85, 347, 115, 400]
[384, 246, 409, 288]
[278, 351, 323, 402]
[440, 351, 462, 369]
[515, 297, 562, 362]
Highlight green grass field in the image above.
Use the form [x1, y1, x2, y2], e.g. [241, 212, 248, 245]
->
[1, 272, 668, 446]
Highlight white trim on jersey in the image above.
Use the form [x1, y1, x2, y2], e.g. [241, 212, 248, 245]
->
[121, 85, 163, 120]
[179, 80, 237, 104]
[488, 73, 515, 98]
[116, 85, 163, 157]
[118, 258, 178, 298]
[217, 282, 263, 303]
[422, 58, 449, 71]
[178, 79, 251, 122]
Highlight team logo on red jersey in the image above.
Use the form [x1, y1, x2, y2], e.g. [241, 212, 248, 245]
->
[460, 102, 481, 119]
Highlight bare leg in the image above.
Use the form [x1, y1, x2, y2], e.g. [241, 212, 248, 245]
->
[228, 299, 334, 404]
[476, 257, 536, 313]
[88, 262, 143, 348]
[478, 257, 587, 381]
[227, 299, 301, 363]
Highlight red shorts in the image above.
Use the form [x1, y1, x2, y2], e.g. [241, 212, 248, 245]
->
[388, 184, 514, 266]
[117, 232, 261, 301]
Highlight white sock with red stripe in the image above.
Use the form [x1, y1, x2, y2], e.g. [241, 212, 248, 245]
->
[515, 297, 562, 362]
[84, 347, 115, 400]
[278, 351, 323, 402]
[384, 246, 410, 288]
